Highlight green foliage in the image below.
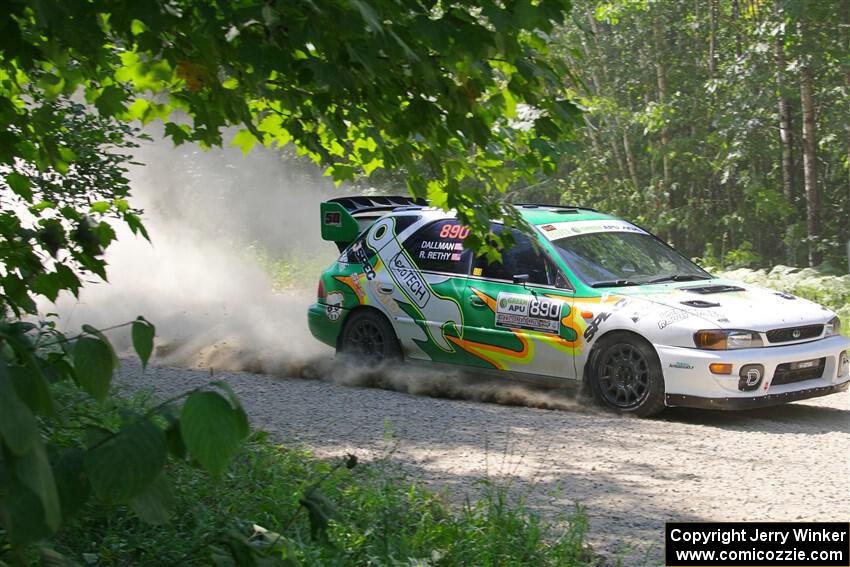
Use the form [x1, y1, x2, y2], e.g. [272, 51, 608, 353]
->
[48, 415, 596, 566]
[1, 0, 581, 257]
[0, 319, 251, 562]
[180, 386, 250, 481]
[549, 0, 849, 268]
[131, 316, 156, 369]
[0, 100, 147, 317]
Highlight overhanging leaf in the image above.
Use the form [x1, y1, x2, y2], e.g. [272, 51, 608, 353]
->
[0, 361, 40, 455]
[72, 336, 114, 401]
[12, 442, 61, 531]
[131, 316, 155, 369]
[180, 390, 249, 480]
[84, 418, 167, 502]
[129, 474, 174, 524]
[5, 172, 33, 202]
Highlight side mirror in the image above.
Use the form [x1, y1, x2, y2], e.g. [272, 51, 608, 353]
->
[512, 274, 530, 285]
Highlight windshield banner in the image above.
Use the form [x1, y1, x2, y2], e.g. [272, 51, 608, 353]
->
[538, 220, 647, 241]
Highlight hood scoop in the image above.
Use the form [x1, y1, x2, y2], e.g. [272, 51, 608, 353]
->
[680, 300, 721, 308]
[681, 284, 746, 295]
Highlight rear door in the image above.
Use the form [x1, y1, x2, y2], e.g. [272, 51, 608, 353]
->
[458, 227, 579, 379]
[383, 218, 473, 362]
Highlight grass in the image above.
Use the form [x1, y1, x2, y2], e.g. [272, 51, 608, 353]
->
[48, 392, 598, 566]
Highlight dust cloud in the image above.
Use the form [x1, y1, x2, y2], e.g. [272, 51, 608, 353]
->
[53, 132, 590, 414]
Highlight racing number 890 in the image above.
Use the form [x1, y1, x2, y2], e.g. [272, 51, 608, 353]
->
[439, 224, 470, 239]
[529, 298, 559, 319]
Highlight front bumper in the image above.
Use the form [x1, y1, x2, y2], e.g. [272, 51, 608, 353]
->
[666, 382, 849, 410]
[656, 335, 849, 408]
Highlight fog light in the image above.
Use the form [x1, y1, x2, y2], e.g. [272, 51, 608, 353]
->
[738, 364, 765, 391]
[709, 363, 733, 375]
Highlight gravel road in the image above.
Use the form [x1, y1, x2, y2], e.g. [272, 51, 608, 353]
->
[115, 357, 850, 565]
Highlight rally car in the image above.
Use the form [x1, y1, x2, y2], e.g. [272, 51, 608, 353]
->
[307, 196, 849, 416]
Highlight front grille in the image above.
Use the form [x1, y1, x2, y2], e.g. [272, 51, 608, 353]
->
[772, 358, 825, 385]
[766, 324, 823, 343]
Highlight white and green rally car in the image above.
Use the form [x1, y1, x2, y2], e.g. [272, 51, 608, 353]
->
[307, 196, 849, 416]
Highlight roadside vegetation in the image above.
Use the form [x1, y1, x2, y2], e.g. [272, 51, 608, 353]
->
[713, 266, 850, 335]
[45, 389, 595, 567]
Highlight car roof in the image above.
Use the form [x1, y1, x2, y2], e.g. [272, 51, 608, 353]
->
[513, 205, 620, 225]
[390, 204, 621, 226]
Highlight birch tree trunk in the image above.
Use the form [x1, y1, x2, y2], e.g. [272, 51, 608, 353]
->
[774, 30, 797, 263]
[798, 20, 821, 267]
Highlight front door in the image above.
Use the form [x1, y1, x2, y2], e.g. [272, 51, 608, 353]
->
[458, 227, 580, 380]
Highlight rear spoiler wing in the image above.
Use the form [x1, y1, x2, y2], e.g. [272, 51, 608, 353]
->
[320, 195, 427, 250]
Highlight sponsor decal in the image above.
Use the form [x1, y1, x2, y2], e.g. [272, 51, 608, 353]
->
[325, 291, 344, 321]
[744, 366, 762, 386]
[495, 292, 564, 334]
[582, 311, 611, 341]
[541, 224, 556, 232]
[657, 308, 690, 329]
[578, 297, 627, 342]
[351, 242, 377, 280]
[668, 361, 694, 370]
[540, 220, 648, 241]
[390, 252, 431, 308]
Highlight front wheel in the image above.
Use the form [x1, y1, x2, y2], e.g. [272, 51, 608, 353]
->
[338, 309, 402, 364]
[589, 333, 665, 417]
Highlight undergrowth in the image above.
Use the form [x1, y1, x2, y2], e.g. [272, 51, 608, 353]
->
[47, 391, 598, 567]
[714, 265, 850, 334]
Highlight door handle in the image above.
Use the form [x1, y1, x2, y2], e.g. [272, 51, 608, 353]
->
[378, 283, 394, 294]
[468, 295, 485, 307]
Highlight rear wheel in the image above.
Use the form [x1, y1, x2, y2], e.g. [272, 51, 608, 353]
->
[338, 309, 402, 363]
[589, 333, 665, 417]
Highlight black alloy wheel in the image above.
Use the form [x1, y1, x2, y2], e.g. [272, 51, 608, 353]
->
[598, 343, 650, 409]
[590, 333, 666, 417]
[339, 310, 402, 363]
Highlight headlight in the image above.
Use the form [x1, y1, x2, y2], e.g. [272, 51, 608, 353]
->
[694, 329, 764, 350]
[825, 316, 841, 337]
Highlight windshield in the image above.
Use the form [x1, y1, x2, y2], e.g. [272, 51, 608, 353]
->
[550, 232, 712, 288]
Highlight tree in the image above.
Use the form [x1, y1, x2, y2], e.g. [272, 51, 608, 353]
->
[552, 0, 848, 270]
[0, 1, 580, 561]
[1, 0, 578, 258]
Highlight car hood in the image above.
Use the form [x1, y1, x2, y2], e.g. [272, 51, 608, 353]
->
[613, 278, 835, 331]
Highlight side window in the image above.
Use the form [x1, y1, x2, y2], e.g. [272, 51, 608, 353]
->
[402, 220, 472, 275]
[473, 226, 559, 287]
[342, 230, 376, 264]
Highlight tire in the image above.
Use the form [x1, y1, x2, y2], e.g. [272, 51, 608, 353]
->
[338, 309, 402, 364]
[588, 332, 666, 417]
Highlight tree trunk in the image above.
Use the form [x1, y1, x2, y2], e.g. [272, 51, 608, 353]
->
[774, 32, 797, 263]
[653, 11, 674, 245]
[584, 117, 612, 186]
[798, 21, 820, 267]
[708, 0, 717, 78]
[732, 0, 742, 59]
[623, 131, 640, 191]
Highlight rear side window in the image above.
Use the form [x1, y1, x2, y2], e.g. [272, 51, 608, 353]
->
[342, 231, 375, 264]
[403, 220, 472, 275]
